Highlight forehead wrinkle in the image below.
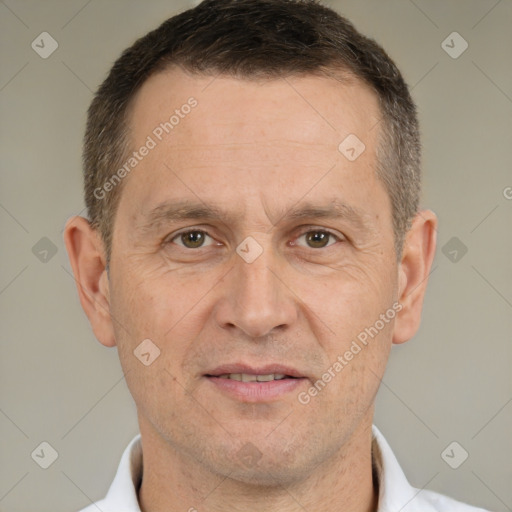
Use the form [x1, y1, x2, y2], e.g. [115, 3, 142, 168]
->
[160, 139, 336, 150]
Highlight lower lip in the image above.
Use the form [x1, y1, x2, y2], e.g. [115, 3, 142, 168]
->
[205, 376, 306, 402]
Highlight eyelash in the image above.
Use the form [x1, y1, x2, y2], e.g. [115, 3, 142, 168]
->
[166, 227, 345, 249]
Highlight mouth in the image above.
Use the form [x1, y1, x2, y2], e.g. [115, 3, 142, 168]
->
[204, 364, 307, 402]
[211, 373, 296, 382]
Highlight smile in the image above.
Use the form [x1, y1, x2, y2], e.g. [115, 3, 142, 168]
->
[204, 364, 306, 402]
[215, 373, 293, 381]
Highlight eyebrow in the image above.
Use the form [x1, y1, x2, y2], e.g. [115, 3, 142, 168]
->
[275, 200, 371, 230]
[137, 201, 232, 234]
[136, 198, 373, 234]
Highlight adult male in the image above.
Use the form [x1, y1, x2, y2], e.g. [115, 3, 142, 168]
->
[64, 0, 488, 510]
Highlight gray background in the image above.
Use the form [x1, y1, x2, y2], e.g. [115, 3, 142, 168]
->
[1, 1, 511, 511]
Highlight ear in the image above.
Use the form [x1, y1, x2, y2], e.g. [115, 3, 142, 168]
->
[63, 216, 116, 347]
[393, 210, 437, 345]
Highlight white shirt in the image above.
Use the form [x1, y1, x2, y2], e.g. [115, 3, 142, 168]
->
[78, 426, 490, 512]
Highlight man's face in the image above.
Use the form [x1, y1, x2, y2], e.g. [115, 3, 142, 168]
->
[108, 68, 398, 483]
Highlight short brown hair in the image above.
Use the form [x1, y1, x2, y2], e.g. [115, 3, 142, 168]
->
[84, 0, 421, 260]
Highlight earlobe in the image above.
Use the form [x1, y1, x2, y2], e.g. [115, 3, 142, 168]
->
[393, 210, 437, 345]
[63, 216, 117, 347]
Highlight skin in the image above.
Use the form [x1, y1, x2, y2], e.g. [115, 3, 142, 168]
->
[65, 67, 437, 512]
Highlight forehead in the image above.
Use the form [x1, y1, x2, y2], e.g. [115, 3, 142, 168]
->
[120, 67, 386, 226]
[128, 66, 381, 151]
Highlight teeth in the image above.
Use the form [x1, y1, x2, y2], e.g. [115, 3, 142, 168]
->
[217, 373, 290, 381]
[256, 374, 274, 382]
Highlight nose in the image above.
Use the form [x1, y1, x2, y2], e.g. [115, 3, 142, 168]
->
[213, 245, 298, 339]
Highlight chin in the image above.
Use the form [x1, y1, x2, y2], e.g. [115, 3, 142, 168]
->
[202, 434, 326, 487]
[226, 467, 296, 487]
[219, 457, 310, 487]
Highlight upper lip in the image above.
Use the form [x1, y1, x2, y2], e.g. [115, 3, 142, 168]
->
[205, 363, 305, 378]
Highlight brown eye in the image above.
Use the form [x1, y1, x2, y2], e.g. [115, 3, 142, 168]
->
[294, 230, 340, 249]
[172, 230, 213, 249]
[305, 231, 331, 248]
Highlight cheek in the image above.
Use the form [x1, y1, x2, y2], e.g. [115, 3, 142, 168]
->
[299, 321, 391, 420]
[108, 260, 223, 378]
[291, 261, 395, 404]
[111, 255, 206, 331]
[293, 261, 395, 339]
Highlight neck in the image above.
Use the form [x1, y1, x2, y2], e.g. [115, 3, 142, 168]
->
[137, 418, 378, 512]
